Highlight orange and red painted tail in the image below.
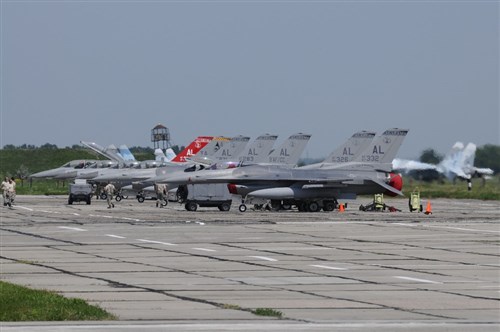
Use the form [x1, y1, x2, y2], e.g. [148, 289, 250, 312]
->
[171, 136, 214, 163]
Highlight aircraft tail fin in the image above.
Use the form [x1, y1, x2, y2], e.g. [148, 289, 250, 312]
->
[118, 145, 136, 162]
[438, 142, 467, 179]
[211, 135, 251, 162]
[154, 148, 168, 162]
[354, 128, 409, 164]
[324, 130, 376, 163]
[238, 134, 278, 164]
[267, 133, 311, 165]
[171, 136, 214, 163]
[164, 148, 177, 162]
[462, 143, 477, 170]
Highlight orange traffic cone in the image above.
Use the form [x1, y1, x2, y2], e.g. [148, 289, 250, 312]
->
[339, 203, 345, 212]
[424, 200, 432, 215]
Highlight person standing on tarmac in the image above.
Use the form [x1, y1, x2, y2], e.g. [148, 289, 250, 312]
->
[1, 177, 11, 207]
[104, 182, 116, 208]
[1, 177, 14, 207]
[155, 183, 168, 208]
[10, 177, 16, 204]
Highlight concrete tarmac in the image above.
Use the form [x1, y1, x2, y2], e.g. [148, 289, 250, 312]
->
[1, 195, 499, 331]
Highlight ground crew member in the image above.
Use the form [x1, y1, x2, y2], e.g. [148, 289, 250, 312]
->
[10, 177, 16, 204]
[1, 177, 10, 207]
[104, 182, 116, 208]
[155, 183, 168, 208]
[1, 177, 14, 207]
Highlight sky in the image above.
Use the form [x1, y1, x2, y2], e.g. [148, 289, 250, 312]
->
[1, 0, 498, 160]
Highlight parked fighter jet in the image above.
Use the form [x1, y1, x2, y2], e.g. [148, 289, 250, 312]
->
[29, 160, 117, 180]
[29, 141, 131, 180]
[149, 133, 311, 183]
[88, 136, 221, 185]
[159, 128, 408, 212]
[393, 142, 494, 190]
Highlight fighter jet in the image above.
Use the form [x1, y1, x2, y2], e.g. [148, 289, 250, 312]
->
[88, 136, 220, 185]
[29, 141, 139, 180]
[160, 128, 408, 212]
[138, 133, 311, 200]
[29, 159, 117, 180]
[93, 135, 250, 193]
[148, 133, 311, 183]
[393, 142, 494, 190]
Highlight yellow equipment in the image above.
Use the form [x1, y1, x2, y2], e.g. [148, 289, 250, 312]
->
[409, 189, 423, 212]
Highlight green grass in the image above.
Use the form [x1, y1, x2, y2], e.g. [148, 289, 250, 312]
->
[14, 179, 69, 195]
[0, 281, 116, 321]
[251, 308, 283, 318]
[403, 176, 500, 200]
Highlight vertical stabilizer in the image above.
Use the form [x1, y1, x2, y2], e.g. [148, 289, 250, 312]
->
[267, 133, 311, 165]
[211, 135, 250, 162]
[238, 134, 278, 164]
[355, 128, 409, 164]
[171, 136, 214, 162]
[164, 148, 177, 162]
[118, 145, 137, 162]
[323, 130, 376, 163]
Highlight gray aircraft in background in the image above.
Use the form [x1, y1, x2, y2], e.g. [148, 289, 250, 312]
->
[29, 141, 140, 180]
[393, 141, 494, 190]
[159, 128, 408, 212]
[132, 133, 309, 199]
[93, 135, 252, 200]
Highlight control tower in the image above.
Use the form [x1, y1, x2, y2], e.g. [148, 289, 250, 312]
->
[151, 123, 171, 150]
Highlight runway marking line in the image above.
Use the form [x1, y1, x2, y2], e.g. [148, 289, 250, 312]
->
[193, 247, 217, 252]
[137, 239, 176, 246]
[58, 226, 87, 232]
[248, 256, 278, 262]
[426, 225, 500, 234]
[105, 234, 126, 239]
[14, 206, 33, 211]
[121, 217, 142, 222]
[310, 264, 348, 271]
[394, 276, 442, 284]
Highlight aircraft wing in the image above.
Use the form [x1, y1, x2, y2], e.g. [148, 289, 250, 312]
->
[473, 167, 494, 176]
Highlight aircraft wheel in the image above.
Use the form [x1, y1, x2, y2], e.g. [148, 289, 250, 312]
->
[218, 202, 231, 211]
[137, 196, 145, 203]
[100, 193, 107, 200]
[270, 200, 281, 211]
[308, 201, 320, 212]
[115, 195, 122, 202]
[239, 204, 247, 212]
[161, 199, 168, 207]
[185, 202, 197, 211]
[281, 203, 292, 210]
[323, 201, 335, 212]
